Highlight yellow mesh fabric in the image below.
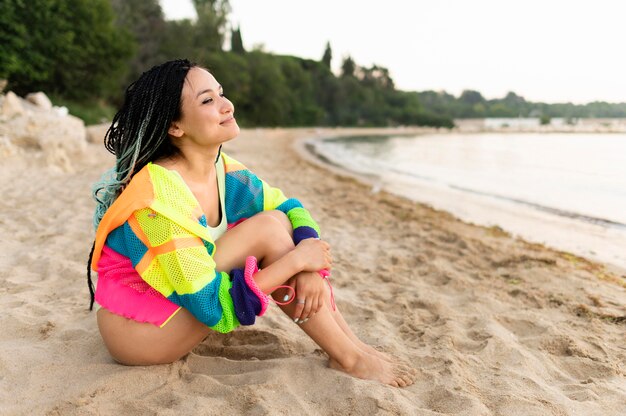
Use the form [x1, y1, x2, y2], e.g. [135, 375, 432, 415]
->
[155, 246, 216, 295]
[149, 163, 201, 221]
[261, 180, 287, 210]
[140, 256, 174, 297]
[222, 153, 247, 173]
[136, 207, 196, 246]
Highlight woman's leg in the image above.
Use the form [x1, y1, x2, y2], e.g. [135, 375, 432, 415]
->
[214, 211, 414, 386]
[324, 298, 398, 363]
[261, 213, 415, 379]
[269, 286, 415, 387]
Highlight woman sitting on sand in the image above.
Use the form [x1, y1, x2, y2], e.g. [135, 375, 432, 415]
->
[87, 59, 415, 387]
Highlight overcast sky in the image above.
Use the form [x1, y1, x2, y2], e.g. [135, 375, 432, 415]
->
[160, 0, 626, 104]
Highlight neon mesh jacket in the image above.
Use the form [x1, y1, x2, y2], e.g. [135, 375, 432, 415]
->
[91, 153, 321, 331]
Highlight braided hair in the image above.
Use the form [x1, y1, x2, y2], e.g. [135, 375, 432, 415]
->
[87, 59, 198, 310]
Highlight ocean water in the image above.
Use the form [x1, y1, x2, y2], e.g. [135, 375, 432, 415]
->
[308, 133, 626, 269]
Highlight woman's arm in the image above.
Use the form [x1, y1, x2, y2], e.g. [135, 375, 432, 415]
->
[252, 238, 331, 293]
[222, 153, 322, 244]
[253, 250, 302, 293]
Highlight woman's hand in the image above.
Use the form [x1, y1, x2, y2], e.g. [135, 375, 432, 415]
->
[292, 238, 332, 273]
[288, 271, 327, 324]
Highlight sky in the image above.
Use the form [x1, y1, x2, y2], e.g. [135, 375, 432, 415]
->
[159, 0, 626, 104]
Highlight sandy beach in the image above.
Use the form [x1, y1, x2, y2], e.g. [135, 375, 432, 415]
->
[1, 127, 625, 415]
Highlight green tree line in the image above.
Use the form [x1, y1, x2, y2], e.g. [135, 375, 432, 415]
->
[0, 0, 451, 127]
[418, 90, 626, 119]
[1, 0, 623, 126]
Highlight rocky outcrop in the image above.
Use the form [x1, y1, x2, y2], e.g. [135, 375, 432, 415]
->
[0, 91, 87, 172]
[26, 92, 53, 111]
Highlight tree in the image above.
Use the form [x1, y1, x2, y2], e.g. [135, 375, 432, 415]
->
[359, 64, 394, 90]
[321, 41, 332, 69]
[110, 0, 167, 99]
[159, 19, 198, 61]
[0, 1, 29, 81]
[192, 0, 231, 51]
[2, 0, 133, 99]
[230, 26, 245, 53]
[459, 90, 486, 106]
[340, 55, 356, 77]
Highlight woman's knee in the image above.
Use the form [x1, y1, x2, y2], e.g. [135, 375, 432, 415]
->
[254, 210, 293, 237]
[214, 212, 294, 271]
[240, 211, 294, 252]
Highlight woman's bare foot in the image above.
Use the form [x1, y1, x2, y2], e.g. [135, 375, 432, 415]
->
[327, 311, 410, 366]
[329, 352, 416, 387]
[357, 343, 396, 363]
[352, 340, 415, 372]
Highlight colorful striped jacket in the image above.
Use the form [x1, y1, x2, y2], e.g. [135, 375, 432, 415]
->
[91, 153, 320, 332]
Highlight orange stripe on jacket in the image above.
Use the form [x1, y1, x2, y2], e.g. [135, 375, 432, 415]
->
[134, 236, 204, 276]
[92, 168, 155, 271]
[152, 237, 204, 255]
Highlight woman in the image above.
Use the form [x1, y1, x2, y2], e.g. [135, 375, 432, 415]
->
[88, 59, 415, 387]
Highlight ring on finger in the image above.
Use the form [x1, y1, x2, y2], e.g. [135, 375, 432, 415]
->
[296, 299, 306, 304]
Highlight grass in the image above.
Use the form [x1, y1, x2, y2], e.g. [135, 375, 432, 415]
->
[486, 225, 512, 238]
[560, 252, 626, 288]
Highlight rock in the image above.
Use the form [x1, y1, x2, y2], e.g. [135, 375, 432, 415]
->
[44, 143, 75, 173]
[0, 90, 89, 171]
[0, 135, 18, 158]
[0, 79, 7, 93]
[26, 92, 53, 110]
[86, 123, 110, 144]
[54, 106, 69, 117]
[2, 91, 25, 118]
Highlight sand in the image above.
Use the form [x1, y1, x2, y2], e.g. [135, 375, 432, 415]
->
[0, 127, 625, 415]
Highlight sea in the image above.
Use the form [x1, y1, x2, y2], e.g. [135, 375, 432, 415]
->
[306, 133, 626, 269]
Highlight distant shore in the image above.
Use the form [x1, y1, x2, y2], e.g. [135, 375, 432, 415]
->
[454, 117, 626, 133]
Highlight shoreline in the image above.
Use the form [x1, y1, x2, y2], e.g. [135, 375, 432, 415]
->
[294, 128, 626, 275]
[1, 127, 625, 414]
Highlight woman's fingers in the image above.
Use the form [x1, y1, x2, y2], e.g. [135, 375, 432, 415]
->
[293, 269, 329, 324]
[300, 296, 313, 322]
[307, 296, 318, 320]
[314, 293, 323, 314]
[284, 277, 296, 302]
[300, 296, 320, 326]
[293, 299, 305, 323]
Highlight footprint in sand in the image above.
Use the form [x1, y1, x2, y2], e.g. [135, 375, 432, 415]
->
[505, 315, 549, 333]
[562, 383, 601, 402]
[424, 385, 484, 414]
[539, 335, 616, 380]
[192, 328, 306, 361]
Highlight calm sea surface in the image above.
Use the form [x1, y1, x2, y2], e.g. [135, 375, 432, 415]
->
[309, 133, 626, 268]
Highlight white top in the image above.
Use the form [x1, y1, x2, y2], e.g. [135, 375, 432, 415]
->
[206, 155, 228, 241]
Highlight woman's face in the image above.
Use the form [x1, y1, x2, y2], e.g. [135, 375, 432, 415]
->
[169, 67, 239, 149]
